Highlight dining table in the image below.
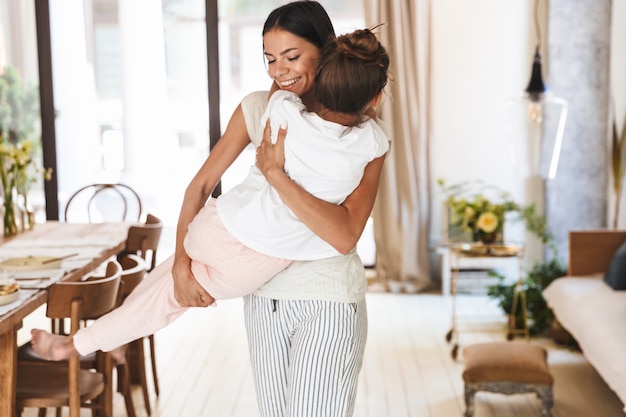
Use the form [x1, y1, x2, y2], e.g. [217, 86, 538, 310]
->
[0, 221, 132, 417]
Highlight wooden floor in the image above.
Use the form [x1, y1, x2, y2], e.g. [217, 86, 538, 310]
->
[19, 292, 626, 417]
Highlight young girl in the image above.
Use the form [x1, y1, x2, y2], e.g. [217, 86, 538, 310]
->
[31, 27, 390, 364]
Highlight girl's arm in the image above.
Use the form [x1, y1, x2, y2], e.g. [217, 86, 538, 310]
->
[256, 121, 386, 255]
[172, 104, 251, 306]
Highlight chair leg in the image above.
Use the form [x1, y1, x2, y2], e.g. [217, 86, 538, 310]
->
[117, 361, 137, 417]
[128, 339, 151, 415]
[149, 334, 159, 396]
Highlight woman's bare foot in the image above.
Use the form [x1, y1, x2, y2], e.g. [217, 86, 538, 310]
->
[31, 329, 78, 361]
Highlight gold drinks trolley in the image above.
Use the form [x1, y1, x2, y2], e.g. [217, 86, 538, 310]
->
[445, 242, 527, 359]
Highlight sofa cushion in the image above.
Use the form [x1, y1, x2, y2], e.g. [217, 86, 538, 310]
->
[604, 241, 626, 290]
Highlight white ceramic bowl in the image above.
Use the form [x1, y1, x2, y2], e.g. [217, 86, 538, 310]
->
[0, 288, 19, 306]
[0, 275, 19, 306]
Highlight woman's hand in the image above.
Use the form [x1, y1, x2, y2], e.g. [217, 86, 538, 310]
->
[256, 119, 287, 179]
[256, 115, 386, 254]
[172, 254, 212, 307]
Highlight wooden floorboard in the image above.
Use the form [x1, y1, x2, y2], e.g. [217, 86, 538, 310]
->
[18, 292, 626, 417]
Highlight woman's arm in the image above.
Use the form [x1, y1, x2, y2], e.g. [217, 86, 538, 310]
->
[172, 104, 251, 306]
[256, 121, 386, 255]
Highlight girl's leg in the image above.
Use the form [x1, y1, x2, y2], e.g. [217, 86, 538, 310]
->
[73, 255, 187, 355]
[244, 294, 368, 417]
[186, 203, 291, 300]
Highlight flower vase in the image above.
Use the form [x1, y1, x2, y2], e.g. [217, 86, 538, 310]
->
[472, 228, 503, 244]
[3, 190, 19, 237]
[473, 230, 494, 244]
[18, 194, 35, 231]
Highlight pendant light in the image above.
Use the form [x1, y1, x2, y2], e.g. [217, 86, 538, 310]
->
[520, 0, 568, 180]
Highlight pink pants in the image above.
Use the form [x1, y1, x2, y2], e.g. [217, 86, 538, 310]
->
[73, 200, 292, 355]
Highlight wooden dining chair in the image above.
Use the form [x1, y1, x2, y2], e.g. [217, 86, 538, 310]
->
[118, 213, 164, 414]
[113, 253, 148, 417]
[29, 256, 146, 417]
[122, 213, 163, 272]
[63, 183, 143, 223]
[15, 261, 122, 417]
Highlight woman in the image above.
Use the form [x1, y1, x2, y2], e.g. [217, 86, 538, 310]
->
[172, 2, 386, 416]
[30, 26, 389, 364]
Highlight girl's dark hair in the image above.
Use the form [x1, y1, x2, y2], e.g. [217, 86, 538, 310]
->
[314, 27, 390, 115]
[263, 1, 335, 49]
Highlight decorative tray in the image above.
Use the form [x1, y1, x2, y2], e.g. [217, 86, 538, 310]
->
[457, 242, 489, 256]
[453, 242, 523, 257]
[488, 244, 523, 257]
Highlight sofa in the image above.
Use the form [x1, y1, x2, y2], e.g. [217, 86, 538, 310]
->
[542, 230, 626, 411]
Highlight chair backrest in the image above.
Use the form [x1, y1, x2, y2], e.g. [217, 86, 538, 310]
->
[118, 253, 147, 299]
[123, 213, 163, 271]
[64, 183, 143, 223]
[47, 260, 122, 322]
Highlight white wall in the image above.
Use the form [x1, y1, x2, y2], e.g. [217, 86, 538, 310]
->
[430, 0, 532, 245]
[430, 0, 626, 270]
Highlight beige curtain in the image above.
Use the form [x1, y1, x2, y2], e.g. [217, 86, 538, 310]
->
[363, 0, 433, 292]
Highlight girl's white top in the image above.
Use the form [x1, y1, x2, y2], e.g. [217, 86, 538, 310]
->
[217, 90, 389, 261]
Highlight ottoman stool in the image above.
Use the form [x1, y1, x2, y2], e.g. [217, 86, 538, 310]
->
[462, 342, 554, 417]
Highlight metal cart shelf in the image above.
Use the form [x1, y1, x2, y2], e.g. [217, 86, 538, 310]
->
[445, 242, 528, 359]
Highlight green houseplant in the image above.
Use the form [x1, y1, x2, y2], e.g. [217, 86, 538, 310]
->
[486, 258, 566, 335]
[611, 112, 626, 229]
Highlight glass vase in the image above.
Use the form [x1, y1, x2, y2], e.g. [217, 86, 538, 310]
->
[3, 189, 18, 237]
[472, 227, 503, 244]
[18, 194, 36, 231]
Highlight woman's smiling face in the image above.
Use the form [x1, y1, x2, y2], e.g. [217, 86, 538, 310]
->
[263, 28, 321, 100]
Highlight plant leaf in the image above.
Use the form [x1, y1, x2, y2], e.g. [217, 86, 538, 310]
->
[612, 118, 622, 195]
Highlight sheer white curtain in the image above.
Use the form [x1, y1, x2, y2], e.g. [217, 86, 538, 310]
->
[364, 0, 433, 292]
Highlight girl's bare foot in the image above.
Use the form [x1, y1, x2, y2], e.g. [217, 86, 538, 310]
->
[31, 329, 78, 361]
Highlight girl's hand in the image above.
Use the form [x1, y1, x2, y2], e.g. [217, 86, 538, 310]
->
[256, 119, 287, 178]
[172, 255, 212, 307]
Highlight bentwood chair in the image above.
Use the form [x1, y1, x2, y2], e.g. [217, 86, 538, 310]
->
[15, 261, 122, 417]
[118, 213, 164, 414]
[63, 183, 143, 223]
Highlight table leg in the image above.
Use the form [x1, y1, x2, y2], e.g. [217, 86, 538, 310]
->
[0, 328, 18, 417]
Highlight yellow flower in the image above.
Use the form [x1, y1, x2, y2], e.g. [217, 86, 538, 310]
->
[476, 212, 499, 233]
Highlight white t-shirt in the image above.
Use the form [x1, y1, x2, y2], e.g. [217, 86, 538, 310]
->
[217, 90, 389, 261]
[239, 90, 388, 303]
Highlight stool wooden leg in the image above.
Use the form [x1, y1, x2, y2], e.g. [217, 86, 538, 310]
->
[464, 385, 476, 417]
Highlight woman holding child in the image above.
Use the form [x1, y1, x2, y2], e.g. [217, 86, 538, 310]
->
[33, 2, 390, 416]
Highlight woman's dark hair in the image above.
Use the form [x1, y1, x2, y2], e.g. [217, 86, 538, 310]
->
[314, 27, 390, 115]
[263, 1, 335, 49]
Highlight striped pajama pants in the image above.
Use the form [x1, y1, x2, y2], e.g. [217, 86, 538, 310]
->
[244, 294, 368, 417]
